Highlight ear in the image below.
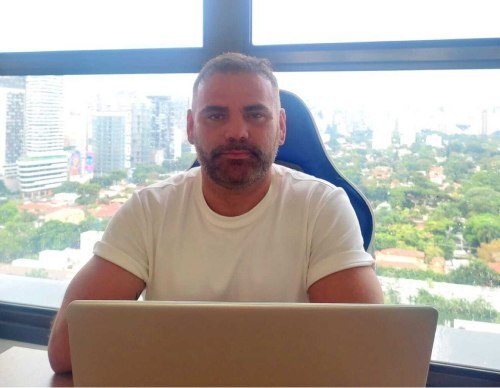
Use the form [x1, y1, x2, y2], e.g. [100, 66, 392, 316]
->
[278, 108, 286, 145]
[187, 109, 195, 144]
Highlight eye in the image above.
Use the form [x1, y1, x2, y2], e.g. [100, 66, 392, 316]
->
[207, 112, 226, 121]
[247, 111, 267, 121]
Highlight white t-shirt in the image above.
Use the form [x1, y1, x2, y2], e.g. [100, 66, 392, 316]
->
[94, 164, 374, 302]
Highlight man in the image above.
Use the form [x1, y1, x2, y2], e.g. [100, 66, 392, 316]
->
[48, 52, 383, 373]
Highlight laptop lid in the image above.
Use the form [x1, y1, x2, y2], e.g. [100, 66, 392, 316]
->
[67, 301, 437, 387]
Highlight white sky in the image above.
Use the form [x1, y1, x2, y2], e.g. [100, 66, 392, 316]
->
[253, 0, 500, 44]
[0, 0, 203, 52]
[1, 0, 499, 52]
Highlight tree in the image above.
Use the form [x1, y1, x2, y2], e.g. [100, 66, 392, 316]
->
[462, 170, 500, 193]
[447, 260, 500, 287]
[325, 123, 340, 152]
[362, 185, 389, 204]
[54, 181, 82, 194]
[374, 223, 429, 252]
[411, 289, 497, 326]
[0, 180, 10, 196]
[477, 239, 500, 263]
[444, 153, 475, 182]
[459, 187, 500, 216]
[463, 214, 500, 248]
[0, 201, 19, 224]
[31, 220, 81, 252]
[0, 219, 36, 262]
[76, 183, 100, 205]
[79, 215, 108, 232]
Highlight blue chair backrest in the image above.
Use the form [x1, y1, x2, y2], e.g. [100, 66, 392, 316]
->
[277, 90, 374, 251]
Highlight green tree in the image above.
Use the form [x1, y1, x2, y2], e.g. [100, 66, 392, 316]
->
[362, 185, 389, 204]
[411, 289, 497, 326]
[31, 221, 81, 252]
[444, 153, 475, 182]
[459, 187, 500, 216]
[76, 183, 101, 205]
[0, 201, 19, 224]
[79, 216, 108, 232]
[54, 181, 82, 194]
[0, 219, 37, 262]
[447, 260, 500, 287]
[464, 214, 500, 248]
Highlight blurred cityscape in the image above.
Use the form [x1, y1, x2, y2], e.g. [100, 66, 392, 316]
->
[0, 74, 499, 334]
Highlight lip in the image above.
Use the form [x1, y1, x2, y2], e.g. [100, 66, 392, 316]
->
[222, 150, 252, 159]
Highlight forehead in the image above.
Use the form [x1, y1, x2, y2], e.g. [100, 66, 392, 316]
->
[194, 72, 277, 109]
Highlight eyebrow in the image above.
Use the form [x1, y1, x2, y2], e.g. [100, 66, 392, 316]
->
[199, 106, 229, 115]
[242, 104, 273, 114]
[199, 104, 273, 115]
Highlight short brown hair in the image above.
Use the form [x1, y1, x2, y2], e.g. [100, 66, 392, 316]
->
[192, 52, 280, 106]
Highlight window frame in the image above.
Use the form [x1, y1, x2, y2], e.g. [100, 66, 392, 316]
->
[1, 0, 499, 385]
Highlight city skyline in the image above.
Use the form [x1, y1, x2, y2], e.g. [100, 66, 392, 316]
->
[1, 70, 499, 196]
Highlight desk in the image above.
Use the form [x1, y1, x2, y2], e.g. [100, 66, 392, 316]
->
[0, 347, 73, 387]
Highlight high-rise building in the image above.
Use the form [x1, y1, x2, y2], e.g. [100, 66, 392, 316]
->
[0, 85, 24, 187]
[130, 100, 154, 167]
[92, 112, 130, 175]
[17, 77, 67, 198]
[148, 96, 187, 162]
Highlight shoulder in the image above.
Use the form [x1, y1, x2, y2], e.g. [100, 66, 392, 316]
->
[132, 167, 200, 207]
[272, 163, 344, 199]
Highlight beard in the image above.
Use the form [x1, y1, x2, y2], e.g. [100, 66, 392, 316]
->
[195, 140, 278, 190]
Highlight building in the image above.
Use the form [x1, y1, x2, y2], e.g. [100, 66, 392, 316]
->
[130, 100, 154, 167]
[375, 248, 427, 271]
[92, 112, 130, 175]
[0, 85, 24, 188]
[17, 77, 67, 198]
[428, 165, 446, 185]
[148, 95, 187, 163]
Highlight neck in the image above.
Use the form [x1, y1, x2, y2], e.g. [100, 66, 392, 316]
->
[201, 171, 273, 217]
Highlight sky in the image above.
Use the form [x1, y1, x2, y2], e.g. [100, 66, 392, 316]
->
[1, 0, 499, 52]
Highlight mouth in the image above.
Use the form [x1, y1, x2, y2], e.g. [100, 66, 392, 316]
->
[212, 144, 261, 160]
[221, 150, 252, 159]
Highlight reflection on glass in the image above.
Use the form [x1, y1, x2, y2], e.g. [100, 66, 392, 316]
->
[253, 0, 500, 45]
[0, 0, 203, 52]
[0, 70, 499, 370]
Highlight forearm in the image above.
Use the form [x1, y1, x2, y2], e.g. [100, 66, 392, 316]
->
[48, 307, 72, 373]
[46, 256, 146, 373]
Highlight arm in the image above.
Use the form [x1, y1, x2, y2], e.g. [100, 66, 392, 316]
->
[47, 255, 145, 374]
[308, 266, 384, 303]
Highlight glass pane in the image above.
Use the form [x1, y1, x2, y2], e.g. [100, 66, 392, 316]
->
[253, 0, 500, 45]
[0, 73, 196, 308]
[277, 69, 500, 371]
[0, 0, 203, 52]
[1, 69, 499, 372]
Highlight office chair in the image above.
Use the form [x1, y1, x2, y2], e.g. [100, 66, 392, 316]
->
[277, 90, 374, 251]
[190, 90, 374, 251]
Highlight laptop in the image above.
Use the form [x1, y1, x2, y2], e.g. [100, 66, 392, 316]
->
[67, 301, 438, 387]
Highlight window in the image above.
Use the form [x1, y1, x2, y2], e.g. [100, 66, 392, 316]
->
[0, 73, 196, 308]
[0, 0, 203, 53]
[253, 0, 500, 45]
[277, 69, 500, 371]
[1, 0, 499, 383]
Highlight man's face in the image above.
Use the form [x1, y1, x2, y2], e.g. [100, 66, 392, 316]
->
[187, 72, 286, 190]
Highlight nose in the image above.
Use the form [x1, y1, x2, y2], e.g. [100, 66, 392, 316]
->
[224, 115, 249, 142]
